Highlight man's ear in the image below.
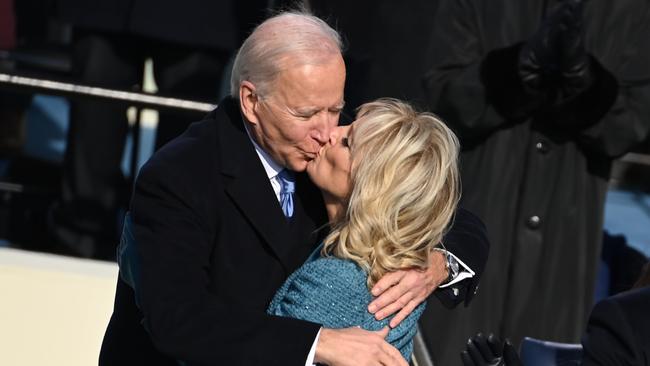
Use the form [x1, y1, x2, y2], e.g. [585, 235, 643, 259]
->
[239, 80, 260, 125]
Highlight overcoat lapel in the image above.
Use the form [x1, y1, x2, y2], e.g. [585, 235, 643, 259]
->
[214, 98, 296, 274]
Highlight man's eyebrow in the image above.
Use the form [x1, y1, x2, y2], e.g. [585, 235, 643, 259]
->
[292, 106, 321, 115]
[292, 101, 345, 115]
[332, 101, 346, 110]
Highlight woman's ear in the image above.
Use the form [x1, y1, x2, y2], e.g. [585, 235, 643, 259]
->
[239, 80, 260, 125]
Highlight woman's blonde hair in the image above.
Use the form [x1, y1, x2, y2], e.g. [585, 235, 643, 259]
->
[322, 98, 461, 288]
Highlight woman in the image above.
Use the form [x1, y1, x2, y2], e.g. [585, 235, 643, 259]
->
[267, 98, 460, 359]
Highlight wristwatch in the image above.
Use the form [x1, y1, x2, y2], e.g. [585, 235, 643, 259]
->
[434, 248, 460, 285]
[444, 251, 460, 285]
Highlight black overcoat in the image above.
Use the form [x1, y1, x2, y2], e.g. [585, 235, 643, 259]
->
[99, 97, 325, 365]
[420, 0, 650, 364]
[582, 287, 650, 366]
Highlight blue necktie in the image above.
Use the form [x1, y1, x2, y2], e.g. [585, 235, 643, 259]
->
[277, 170, 295, 218]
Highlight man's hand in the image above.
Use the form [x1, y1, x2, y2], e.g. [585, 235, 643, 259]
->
[314, 327, 408, 366]
[368, 251, 448, 328]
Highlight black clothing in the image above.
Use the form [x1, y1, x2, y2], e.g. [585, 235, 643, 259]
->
[99, 97, 490, 364]
[99, 97, 326, 365]
[582, 287, 650, 366]
[309, 1, 441, 114]
[56, 0, 240, 49]
[420, 0, 650, 364]
[50, 0, 263, 258]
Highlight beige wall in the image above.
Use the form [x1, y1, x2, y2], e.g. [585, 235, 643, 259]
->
[0, 248, 118, 366]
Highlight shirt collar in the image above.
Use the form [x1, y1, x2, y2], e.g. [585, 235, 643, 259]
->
[244, 122, 284, 180]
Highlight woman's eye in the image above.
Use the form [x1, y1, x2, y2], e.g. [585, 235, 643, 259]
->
[342, 137, 350, 148]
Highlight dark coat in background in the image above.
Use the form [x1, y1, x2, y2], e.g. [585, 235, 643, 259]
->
[56, 0, 268, 49]
[309, 1, 441, 114]
[49, 0, 270, 259]
[582, 287, 650, 366]
[420, 0, 650, 364]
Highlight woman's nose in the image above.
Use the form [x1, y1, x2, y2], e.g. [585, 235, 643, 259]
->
[327, 126, 343, 144]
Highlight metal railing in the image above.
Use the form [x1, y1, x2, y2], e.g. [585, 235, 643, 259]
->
[0, 72, 219, 185]
[0, 72, 216, 112]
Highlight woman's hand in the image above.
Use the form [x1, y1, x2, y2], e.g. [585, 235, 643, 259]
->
[367, 251, 448, 327]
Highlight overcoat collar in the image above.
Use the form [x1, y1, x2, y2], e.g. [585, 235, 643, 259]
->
[213, 97, 321, 273]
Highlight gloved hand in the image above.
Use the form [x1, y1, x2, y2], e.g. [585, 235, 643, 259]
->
[460, 333, 523, 366]
[517, 1, 571, 91]
[557, 0, 594, 100]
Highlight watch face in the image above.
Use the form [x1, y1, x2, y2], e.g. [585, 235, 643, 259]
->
[448, 254, 460, 278]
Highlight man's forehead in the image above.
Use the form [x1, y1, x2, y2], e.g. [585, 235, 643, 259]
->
[272, 61, 346, 109]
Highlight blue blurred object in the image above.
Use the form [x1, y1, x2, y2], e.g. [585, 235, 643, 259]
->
[519, 337, 582, 366]
[604, 189, 650, 257]
[21, 94, 156, 177]
[0, 159, 9, 177]
[23, 95, 69, 163]
[592, 259, 610, 304]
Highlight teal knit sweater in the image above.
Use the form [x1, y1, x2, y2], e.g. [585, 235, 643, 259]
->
[267, 246, 425, 360]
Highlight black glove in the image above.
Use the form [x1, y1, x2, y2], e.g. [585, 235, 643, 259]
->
[517, 1, 571, 91]
[557, 0, 594, 101]
[460, 333, 523, 366]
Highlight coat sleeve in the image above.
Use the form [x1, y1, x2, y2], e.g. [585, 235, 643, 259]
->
[573, 8, 650, 159]
[131, 155, 320, 365]
[422, 0, 546, 144]
[435, 207, 490, 308]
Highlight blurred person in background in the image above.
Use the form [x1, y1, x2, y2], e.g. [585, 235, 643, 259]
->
[307, 1, 440, 115]
[462, 261, 650, 366]
[0, 0, 29, 165]
[581, 261, 650, 365]
[421, 0, 650, 364]
[48, 0, 269, 259]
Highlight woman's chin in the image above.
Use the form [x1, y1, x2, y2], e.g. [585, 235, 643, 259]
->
[305, 161, 325, 190]
[305, 159, 316, 179]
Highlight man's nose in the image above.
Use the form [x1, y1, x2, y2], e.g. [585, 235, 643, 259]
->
[312, 112, 339, 144]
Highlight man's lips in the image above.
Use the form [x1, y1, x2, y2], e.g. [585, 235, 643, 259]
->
[306, 147, 323, 159]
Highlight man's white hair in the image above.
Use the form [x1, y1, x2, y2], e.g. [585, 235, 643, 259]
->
[230, 11, 343, 99]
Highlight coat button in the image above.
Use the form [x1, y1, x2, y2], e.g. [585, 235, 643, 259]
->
[535, 141, 550, 154]
[527, 215, 541, 229]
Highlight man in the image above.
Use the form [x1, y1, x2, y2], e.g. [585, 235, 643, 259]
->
[100, 11, 488, 365]
[422, 0, 650, 364]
